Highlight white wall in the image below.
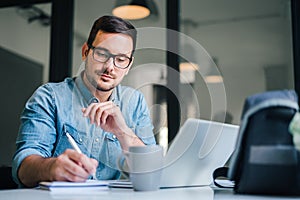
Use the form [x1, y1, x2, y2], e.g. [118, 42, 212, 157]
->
[0, 6, 51, 83]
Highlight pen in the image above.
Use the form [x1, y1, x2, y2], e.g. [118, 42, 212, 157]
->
[66, 132, 98, 180]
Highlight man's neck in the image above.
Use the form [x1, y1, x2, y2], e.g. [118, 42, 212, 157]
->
[82, 73, 113, 102]
[94, 90, 112, 102]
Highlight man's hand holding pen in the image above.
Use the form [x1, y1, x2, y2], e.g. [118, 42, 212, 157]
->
[48, 149, 98, 182]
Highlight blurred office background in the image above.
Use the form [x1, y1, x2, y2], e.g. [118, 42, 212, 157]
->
[0, 0, 296, 166]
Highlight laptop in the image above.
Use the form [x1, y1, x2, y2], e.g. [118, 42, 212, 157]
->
[160, 118, 239, 188]
[109, 118, 239, 189]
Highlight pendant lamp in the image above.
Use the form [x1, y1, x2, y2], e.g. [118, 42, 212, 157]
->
[112, 0, 151, 20]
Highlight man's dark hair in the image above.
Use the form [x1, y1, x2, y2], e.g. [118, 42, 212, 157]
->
[87, 15, 137, 55]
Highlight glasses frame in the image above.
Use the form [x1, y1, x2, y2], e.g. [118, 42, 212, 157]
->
[87, 44, 132, 69]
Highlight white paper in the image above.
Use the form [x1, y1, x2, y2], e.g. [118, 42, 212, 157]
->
[39, 180, 109, 193]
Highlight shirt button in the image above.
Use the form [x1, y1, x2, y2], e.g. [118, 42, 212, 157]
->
[112, 135, 116, 139]
[79, 138, 83, 143]
[92, 98, 98, 103]
[95, 138, 99, 142]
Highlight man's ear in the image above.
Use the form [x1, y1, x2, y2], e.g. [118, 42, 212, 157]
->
[81, 43, 89, 60]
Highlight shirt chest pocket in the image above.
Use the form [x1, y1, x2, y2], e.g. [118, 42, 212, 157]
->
[104, 133, 120, 155]
[102, 132, 122, 168]
[53, 124, 89, 156]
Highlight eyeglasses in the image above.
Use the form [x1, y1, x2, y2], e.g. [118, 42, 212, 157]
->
[88, 44, 132, 69]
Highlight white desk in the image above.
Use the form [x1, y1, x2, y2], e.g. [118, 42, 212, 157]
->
[0, 187, 213, 200]
[213, 188, 300, 200]
[0, 187, 299, 200]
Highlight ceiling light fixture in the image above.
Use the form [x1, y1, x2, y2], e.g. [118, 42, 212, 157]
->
[179, 19, 199, 83]
[180, 43, 199, 72]
[204, 58, 223, 83]
[112, 0, 151, 20]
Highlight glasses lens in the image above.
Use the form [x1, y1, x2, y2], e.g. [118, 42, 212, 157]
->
[114, 55, 130, 68]
[92, 47, 131, 69]
[93, 49, 109, 62]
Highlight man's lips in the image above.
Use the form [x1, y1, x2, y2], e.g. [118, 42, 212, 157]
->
[99, 73, 114, 80]
[101, 74, 112, 78]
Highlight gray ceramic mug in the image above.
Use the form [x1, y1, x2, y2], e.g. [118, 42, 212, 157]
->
[118, 145, 164, 191]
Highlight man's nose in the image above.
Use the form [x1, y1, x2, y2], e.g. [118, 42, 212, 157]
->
[104, 57, 114, 71]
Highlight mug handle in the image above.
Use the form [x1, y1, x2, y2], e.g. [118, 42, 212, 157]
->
[117, 152, 130, 178]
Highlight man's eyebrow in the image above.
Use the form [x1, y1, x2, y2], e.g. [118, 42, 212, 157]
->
[94, 46, 132, 57]
[93, 46, 108, 51]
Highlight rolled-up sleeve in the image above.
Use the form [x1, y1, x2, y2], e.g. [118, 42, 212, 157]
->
[12, 84, 57, 186]
[132, 91, 156, 145]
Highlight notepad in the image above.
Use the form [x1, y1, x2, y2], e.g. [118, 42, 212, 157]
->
[39, 180, 109, 193]
[108, 180, 133, 189]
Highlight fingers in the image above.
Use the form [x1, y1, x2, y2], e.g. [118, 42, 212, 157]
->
[67, 149, 98, 175]
[90, 158, 98, 166]
[82, 101, 118, 126]
[95, 103, 116, 125]
[52, 149, 98, 182]
[82, 101, 112, 117]
[54, 153, 88, 181]
[82, 101, 128, 136]
[98, 104, 119, 125]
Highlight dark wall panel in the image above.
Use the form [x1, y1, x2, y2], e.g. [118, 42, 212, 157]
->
[0, 47, 43, 166]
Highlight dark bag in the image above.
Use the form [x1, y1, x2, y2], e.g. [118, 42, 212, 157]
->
[224, 90, 300, 195]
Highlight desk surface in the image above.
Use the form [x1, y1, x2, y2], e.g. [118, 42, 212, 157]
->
[0, 187, 299, 200]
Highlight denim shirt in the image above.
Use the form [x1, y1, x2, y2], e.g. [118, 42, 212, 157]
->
[12, 74, 156, 186]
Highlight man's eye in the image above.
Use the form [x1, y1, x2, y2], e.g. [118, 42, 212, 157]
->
[95, 50, 108, 58]
[116, 56, 127, 62]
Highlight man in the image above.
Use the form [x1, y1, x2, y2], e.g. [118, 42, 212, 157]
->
[12, 15, 156, 187]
